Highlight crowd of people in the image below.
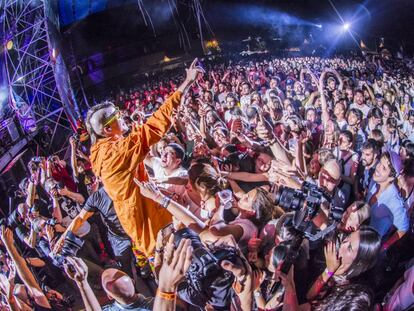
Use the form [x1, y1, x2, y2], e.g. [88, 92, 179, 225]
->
[1, 52, 414, 311]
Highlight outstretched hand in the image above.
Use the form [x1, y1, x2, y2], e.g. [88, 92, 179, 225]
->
[185, 58, 205, 83]
[63, 257, 88, 284]
[158, 235, 192, 293]
[134, 179, 162, 203]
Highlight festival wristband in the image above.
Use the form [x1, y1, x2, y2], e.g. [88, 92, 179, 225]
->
[156, 289, 176, 301]
[161, 195, 172, 209]
[324, 267, 335, 278]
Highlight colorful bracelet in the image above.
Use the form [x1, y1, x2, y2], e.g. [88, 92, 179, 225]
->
[156, 289, 176, 301]
[324, 267, 335, 278]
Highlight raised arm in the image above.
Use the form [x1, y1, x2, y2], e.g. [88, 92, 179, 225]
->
[135, 180, 206, 233]
[117, 60, 204, 167]
[153, 236, 192, 311]
[0, 227, 51, 309]
[64, 257, 102, 311]
[52, 209, 94, 254]
[69, 137, 80, 178]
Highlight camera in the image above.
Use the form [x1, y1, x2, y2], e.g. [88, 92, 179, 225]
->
[273, 182, 345, 274]
[53, 231, 84, 268]
[274, 181, 333, 222]
[51, 181, 64, 192]
[174, 228, 239, 309]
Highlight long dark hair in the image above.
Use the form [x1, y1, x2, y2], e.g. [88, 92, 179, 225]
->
[342, 225, 381, 280]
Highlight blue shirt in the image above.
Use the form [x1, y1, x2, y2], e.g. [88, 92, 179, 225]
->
[367, 182, 409, 237]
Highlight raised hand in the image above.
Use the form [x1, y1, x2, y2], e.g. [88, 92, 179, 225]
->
[158, 235, 192, 293]
[185, 58, 205, 83]
[134, 179, 162, 203]
[63, 257, 88, 284]
[324, 241, 342, 274]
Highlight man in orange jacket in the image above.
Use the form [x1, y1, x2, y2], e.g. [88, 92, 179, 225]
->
[85, 59, 203, 256]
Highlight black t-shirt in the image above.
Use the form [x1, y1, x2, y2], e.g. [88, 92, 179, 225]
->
[57, 197, 81, 221]
[102, 295, 153, 311]
[83, 188, 128, 239]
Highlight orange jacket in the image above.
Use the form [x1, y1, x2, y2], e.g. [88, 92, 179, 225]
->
[90, 91, 182, 256]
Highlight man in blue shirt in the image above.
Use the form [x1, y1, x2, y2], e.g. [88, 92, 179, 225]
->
[367, 151, 409, 251]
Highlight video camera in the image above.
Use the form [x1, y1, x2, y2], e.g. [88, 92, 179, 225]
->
[53, 231, 84, 268]
[273, 181, 345, 273]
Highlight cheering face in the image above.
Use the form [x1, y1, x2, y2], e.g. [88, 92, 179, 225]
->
[160, 147, 180, 170]
[382, 105, 391, 118]
[354, 92, 364, 105]
[226, 97, 236, 109]
[409, 115, 414, 125]
[213, 129, 229, 148]
[334, 103, 344, 120]
[306, 109, 316, 123]
[103, 107, 129, 136]
[255, 153, 272, 173]
[328, 79, 336, 90]
[237, 189, 257, 218]
[318, 168, 340, 193]
[373, 156, 393, 183]
[347, 112, 359, 127]
[241, 84, 250, 96]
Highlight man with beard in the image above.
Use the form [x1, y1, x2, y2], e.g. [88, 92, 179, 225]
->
[354, 139, 381, 200]
[347, 108, 366, 152]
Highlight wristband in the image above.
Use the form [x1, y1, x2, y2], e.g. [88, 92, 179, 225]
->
[161, 196, 172, 209]
[324, 267, 335, 278]
[156, 289, 176, 301]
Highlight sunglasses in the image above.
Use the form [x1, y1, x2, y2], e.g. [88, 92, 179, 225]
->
[103, 108, 120, 127]
[319, 168, 340, 185]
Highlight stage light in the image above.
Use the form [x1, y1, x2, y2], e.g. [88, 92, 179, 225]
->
[16, 76, 23, 82]
[6, 40, 13, 50]
[163, 55, 171, 62]
[316, 24, 322, 29]
[342, 23, 350, 31]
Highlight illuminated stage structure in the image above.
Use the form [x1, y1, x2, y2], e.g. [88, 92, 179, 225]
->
[1, 0, 79, 161]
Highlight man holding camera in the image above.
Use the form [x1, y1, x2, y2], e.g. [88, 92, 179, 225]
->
[86, 59, 203, 257]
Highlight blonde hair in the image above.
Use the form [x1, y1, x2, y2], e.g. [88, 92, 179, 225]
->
[85, 101, 115, 144]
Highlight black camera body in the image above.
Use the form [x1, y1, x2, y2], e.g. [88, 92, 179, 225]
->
[174, 228, 238, 309]
[274, 181, 333, 230]
[273, 182, 344, 274]
[53, 231, 84, 267]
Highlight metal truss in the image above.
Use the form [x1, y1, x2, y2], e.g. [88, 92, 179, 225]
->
[2, 0, 75, 156]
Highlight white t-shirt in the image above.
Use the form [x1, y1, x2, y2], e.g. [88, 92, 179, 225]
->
[349, 103, 371, 118]
[152, 158, 188, 196]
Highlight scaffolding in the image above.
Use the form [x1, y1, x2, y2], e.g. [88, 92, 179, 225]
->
[1, 0, 77, 156]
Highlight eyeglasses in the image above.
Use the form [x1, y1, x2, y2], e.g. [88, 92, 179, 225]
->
[103, 108, 120, 127]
